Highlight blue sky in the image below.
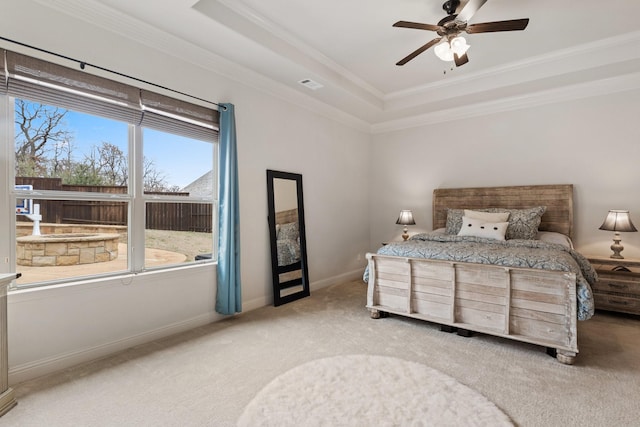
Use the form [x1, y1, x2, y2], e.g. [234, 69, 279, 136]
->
[55, 110, 213, 189]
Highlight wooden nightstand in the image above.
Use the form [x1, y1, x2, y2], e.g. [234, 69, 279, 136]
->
[587, 256, 640, 315]
[381, 240, 406, 246]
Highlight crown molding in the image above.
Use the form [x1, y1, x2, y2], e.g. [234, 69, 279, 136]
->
[383, 30, 640, 112]
[386, 30, 640, 100]
[25, 0, 640, 136]
[31, 0, 372, 132]
[213, 0, 384, 100]
[194, 0, 383, 109]
[372, 71, 640, 133]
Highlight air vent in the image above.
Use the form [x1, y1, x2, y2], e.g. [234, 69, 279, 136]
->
[298, 79, 323, 90]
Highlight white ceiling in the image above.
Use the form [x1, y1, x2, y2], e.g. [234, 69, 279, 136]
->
[37, 0, 640, 130]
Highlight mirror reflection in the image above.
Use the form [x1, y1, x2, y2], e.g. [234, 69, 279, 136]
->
[266, 170, 310, 306]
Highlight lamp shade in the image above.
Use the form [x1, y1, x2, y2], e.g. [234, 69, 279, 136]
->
[599, 210, 638, 232]
[396, 210, 416, 226]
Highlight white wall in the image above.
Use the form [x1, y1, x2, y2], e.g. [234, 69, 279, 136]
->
[5, 0, 637, 386]
[274, 179, 298, 212]
[370, 90, 640, 260]
[1, 1, 371, 383]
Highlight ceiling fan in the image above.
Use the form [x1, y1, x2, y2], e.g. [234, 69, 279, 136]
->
[393, 0, 529, 67]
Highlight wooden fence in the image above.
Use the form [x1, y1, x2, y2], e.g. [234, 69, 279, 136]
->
[15, 177, 212, 233]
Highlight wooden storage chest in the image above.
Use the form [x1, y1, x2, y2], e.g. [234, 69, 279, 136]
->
[366, 254, 578, 364]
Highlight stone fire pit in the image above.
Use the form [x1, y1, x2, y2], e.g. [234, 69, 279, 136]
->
[17, 233, 119, 266]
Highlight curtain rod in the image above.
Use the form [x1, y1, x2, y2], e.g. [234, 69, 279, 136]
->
[0, 35, 226, 111]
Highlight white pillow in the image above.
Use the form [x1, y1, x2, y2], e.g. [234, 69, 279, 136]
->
[464, 209, 510, 223]
[458, 216, 509, 241]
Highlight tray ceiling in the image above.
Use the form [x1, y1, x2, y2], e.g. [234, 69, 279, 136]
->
[30, 0, 640, 130]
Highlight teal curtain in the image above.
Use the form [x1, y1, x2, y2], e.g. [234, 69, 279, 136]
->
[216, 103, 242, 314]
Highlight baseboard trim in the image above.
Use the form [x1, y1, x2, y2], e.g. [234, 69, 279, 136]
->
[311, 269, 363, 291]
[0, 388, 17, 417]
[9, 270, 364, 385]
[9, 311, 219, 385]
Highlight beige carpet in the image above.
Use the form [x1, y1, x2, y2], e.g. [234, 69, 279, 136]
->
[238, 354, 513, 426]
[2, 280, 640, 426]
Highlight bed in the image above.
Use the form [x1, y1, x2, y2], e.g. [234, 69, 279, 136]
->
[365, 184, 597, 364]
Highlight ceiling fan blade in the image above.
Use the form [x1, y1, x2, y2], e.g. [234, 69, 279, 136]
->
[396, 38, 442, 66]
[456, 0, 488, 22]
[454, 52, 469, 67]
[466, 18, 529, 33]
[393, 21, 441, 32]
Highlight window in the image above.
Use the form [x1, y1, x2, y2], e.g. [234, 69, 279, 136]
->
[2, 49, 219, 288]
[142, 128, 215, 269]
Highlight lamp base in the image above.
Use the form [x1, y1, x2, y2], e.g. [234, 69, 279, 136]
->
[402, 225, 409, 241]
[610, 234, 624, 259]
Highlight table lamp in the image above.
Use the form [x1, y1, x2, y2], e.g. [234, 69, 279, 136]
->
[396, 210, 416, 241]
[599, 210, 637, 259]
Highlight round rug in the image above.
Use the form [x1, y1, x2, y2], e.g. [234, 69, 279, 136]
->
[238, 354, 513, 426]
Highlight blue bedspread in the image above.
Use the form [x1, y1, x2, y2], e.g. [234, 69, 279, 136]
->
[364, 233, 596, 321]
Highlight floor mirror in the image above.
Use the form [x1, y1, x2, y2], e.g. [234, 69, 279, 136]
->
[266, 170, 310, 306]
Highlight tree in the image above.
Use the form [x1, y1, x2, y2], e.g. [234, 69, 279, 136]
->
[142, 157, 170, 192]
[50, 139, 74, 178]
[96, 142, 128, 186]
[14, 99, 180, 193]
[67, 163, 104, 186]
[14, 100, 71, 177]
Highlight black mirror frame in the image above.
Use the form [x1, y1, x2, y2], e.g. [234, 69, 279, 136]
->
[266, 169, 310, 306]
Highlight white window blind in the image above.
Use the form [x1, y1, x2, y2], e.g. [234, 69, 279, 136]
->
[1, 48, 219, 142]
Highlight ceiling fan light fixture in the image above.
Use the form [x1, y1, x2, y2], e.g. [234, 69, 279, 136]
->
[450, 36, 470, 55]
[434, 36, 469, 62]
[393, 0, 529, 67]
[434, 40, 454, 62]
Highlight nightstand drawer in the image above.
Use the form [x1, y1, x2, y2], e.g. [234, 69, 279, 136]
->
[592, 275, 640, 297]
[587, 256, 640, 315]
[594, 294, 640, 314]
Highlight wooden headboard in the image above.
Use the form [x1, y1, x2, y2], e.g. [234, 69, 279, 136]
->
[432, 184, 574, 238]
[275, 208, 298, 225]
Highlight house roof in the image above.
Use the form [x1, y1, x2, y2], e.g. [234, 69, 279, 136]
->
[181, 170, 213, 198]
